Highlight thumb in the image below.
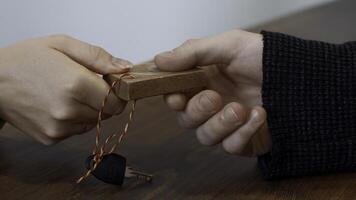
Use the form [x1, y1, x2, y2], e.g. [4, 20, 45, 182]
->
[154, 32, 236, 72]
[46, 34, 133, 75]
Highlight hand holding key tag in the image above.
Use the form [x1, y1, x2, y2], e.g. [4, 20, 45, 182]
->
[78, 64, 206, 186]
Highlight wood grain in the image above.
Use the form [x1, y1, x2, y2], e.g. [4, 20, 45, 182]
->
[105, 62, 207, 100]
[1, 1, 356, 199]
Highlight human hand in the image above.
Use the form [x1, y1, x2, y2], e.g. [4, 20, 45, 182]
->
[0, 35, 132, 145]
[155, 29, 271, 156]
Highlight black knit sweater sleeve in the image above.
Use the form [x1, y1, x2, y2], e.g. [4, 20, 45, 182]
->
[258, 31, 356, 179]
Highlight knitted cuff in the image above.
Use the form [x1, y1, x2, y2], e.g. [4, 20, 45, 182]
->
[258, 31, 356, 179]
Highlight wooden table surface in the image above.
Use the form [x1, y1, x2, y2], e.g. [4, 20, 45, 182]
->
[1, 1, 356, 199]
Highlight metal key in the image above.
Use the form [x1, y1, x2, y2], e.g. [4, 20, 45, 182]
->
[125, 166, 153, 182]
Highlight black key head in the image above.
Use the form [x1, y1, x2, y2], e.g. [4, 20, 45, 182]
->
[85, 153, 126, 186]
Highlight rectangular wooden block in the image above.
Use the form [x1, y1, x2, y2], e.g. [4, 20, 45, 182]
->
[105, 62, 207, 100]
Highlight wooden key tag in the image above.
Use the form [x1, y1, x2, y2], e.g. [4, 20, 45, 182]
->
[104, 62, 207, 100]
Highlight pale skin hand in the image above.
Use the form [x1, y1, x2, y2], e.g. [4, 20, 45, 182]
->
[155, 29, 271, 156]
[0, 35, 131, 145]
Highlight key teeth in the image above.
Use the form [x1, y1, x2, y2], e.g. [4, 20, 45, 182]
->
[125, 166, 153, 182]
[136, 174, 153, 182]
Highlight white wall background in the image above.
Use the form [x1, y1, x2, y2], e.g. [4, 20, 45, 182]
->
[0, 0, 334, 63]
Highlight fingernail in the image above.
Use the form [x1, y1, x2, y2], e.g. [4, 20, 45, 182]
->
[251, 109, 258, 117]
[223, 107, 239, 122]
[112, 57, 133, 69]
[251, 109, 261, 123]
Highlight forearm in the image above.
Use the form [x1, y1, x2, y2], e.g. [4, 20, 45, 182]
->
[259, 31, 356, 178]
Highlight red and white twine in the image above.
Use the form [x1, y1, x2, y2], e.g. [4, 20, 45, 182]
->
[76, 73, 136, 184]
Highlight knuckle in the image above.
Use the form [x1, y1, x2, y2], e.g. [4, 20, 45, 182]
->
[239, 123, 258, 141]
[195, 91, 220, 113]
[89, 45, 107, 66]
[50, 105, 75, 120]
[81, 124, 95, 134]
[165, 94, 186, 111]
[182, 112, 202, 128]
[105, 93, 126, 116]
[177, 114, 195, 129]
[239, 129, 256, 143]
[222, 140, 241, 155]
[177, 38, 200, 53]
[183, 38, 199, 47]
[187, 108, 202, 124]
[200, 122, 222, 144]
[43, 125, 64, 140]
[63, 75, 86, 95]
[196, 128, 214, 146]
[51, 109, 72, 120]
[40, 139, 58, 146]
